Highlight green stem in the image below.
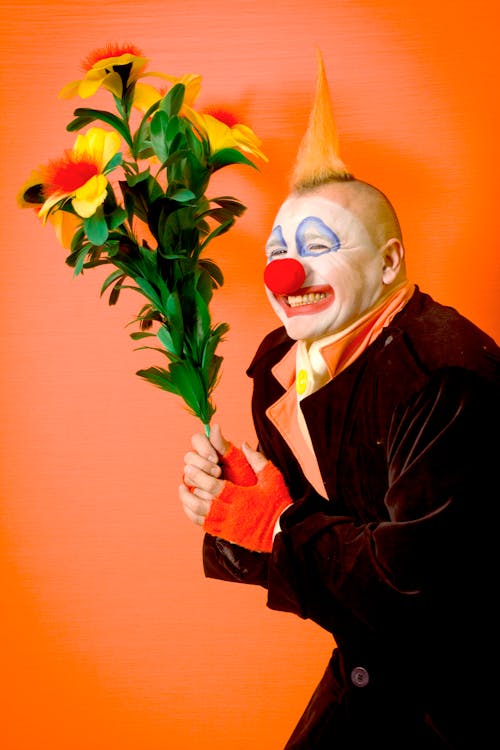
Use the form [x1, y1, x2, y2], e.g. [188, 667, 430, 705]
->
[203, 423, 211, 438]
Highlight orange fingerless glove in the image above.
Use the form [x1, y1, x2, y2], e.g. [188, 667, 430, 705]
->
[203, 459, 292, 553]
[219, 443, 257, 485]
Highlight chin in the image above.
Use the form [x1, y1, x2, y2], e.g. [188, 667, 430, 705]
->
[282, 320, 331, 342]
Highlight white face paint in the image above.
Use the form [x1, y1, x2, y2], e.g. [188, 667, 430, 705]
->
[264, 190, 391, 341]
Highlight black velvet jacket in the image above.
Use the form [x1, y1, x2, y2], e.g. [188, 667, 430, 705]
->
[203, 288, 500, 748]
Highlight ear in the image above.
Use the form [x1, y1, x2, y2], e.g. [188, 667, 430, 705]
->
[381, 238, 404, 284]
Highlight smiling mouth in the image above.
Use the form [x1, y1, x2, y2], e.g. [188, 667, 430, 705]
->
[277, 285, 334, 316]
[287, 291, 328, 307]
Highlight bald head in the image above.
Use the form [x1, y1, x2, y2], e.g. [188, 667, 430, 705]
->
[293, 178, 403, 249]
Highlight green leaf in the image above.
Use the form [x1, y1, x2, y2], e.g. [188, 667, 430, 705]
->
[84, 209, 109, 245]
[213, 321, 230, 340]
[82, 259, 111, 269]
[197, 198, 246, 226]
[133, 345, 172, 358]
[111, 283, 142, 296]
[199, 219, 234, 251]
[73, 245, 90, 276]
[202, 325, 228, 375]
[147, 197, 176, 246]
[148, 177, 165, 203]
[168, 360, 206, 415]
[195, 267, 214, 304]
[165, 115, 183, 146]
[157, 325, 178, 355]
[198, 258, 224, 288]
[158, 146, 188, 176]
[104, 152, 123, 173]
[70, 226, 86, 252]
[194, 290, 211, 343]
[132, 101, 159, 157]
[184, 124, 206, 161]
[66, 115, 96, 133]
[108, 207, 128, 230]
[119, 180, 149, 223]
[134, 302, 155, 319]
[154, 203, 199, 257]
[126, 168, 150, 187]
[129, 331, 156, 340]
[160, 83, 185, 117]
[137, 146, 155, 160]
[213, 196, 247, 217]
[135, 277, 162, 309]
[136, 366, 180, 395]
[210, 148, 258, 172]
[105, 239, 123, 258]
[100, 269, 125, 296]
[203, 207, 234, 224]
[66, 241, 89, 268]
[109, 277, 125, 306]
[207, 353, 224, 391]
[128, 304, 163, 332]
[183, 153, 210, 196]
[166, 291, 184, 330]
[171, 188, 196, 203]
[150, 110, 169, 163]
[166, 293, 185, 353]
[70, 108, 133, 148]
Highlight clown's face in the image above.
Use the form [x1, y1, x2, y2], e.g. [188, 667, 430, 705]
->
[264, 185, 401, 341]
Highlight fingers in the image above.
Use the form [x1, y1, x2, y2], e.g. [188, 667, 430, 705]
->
[190, 431, 220, 464]
[185, 428, 223, 485]
[183, 424, 230, 484]
[184, 450, 222, 479]
[179, 483, 212, 526]
[179, 427, 228, 528]
[180, 427, 261, 530]
[183, 463, 224, 497]
[209, 423, 230, 456]
[188, 424, 229, 465]
[241, 441, 268, 474]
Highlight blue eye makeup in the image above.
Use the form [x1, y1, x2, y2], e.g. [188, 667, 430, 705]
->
[296, 216, 340, 257]
[266, 225, 288, 258]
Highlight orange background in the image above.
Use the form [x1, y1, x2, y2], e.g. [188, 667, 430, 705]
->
[1, 2, 499, 748]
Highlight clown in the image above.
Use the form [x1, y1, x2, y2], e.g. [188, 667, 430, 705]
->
[179, 53, 499, 748]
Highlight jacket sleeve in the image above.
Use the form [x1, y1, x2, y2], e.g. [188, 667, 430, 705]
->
[202, 488, 329, 588]
[203, 533, 270, 587]
[266, 367, 498, 633]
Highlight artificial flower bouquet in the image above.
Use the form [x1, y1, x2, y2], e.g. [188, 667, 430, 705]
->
[19, 44, 267, 433]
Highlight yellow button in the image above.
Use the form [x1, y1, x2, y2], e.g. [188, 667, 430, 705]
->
[296, 369, 308, 395]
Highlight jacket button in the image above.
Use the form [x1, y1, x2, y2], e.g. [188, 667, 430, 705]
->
[350, 666, 370, 687]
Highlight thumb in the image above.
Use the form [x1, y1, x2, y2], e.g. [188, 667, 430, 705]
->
[241, 442, 268, 474]
[210, 423, 230, 456]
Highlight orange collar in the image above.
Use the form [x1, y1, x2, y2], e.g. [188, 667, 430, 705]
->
[266, 281, 415, 498]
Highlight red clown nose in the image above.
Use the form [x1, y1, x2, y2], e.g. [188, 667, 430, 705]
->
[264, 258, 306, 295]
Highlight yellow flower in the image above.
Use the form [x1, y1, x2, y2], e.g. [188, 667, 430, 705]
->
[18, 169, 83, 249]
[132, 72, 202, 113]
[185, 107, 268, 162]
[38, 127, 121, 220]
[59, 43, 148, 100]
[48, 211, 82, 250]
[17, 168, 44, 209]
[59, 43, 202, 114]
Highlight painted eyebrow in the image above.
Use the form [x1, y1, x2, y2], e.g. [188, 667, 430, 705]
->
[265, 225, 287, 252]
[296, 216, 341, 256]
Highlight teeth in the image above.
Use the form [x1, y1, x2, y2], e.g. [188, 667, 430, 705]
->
[286, 292, 328, 307]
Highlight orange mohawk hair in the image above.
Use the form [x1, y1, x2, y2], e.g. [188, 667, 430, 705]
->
[291, 50, 352, 191]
